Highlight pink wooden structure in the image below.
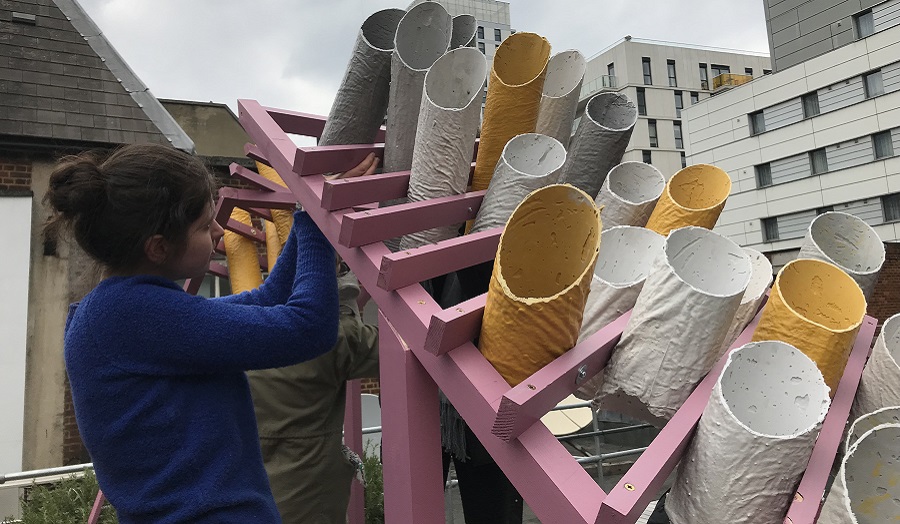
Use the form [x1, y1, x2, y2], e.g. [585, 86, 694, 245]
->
[90, 100, 877, 524]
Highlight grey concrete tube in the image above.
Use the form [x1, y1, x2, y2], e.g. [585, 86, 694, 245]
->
[719, 247, 773, 354]
[450, 14, 477, 48]
[383, 2, 452, 173]
[469, 133, 567, 235]
[850, 312, 900, 424]
[845, 405, 900, 455]
[535, 50, 585, 149]
[558, 92, 638, 199]
[319, 9, 405, 146]
[594, 161, 665, 230]
[667, 341, 830, 524]
[399, 47, 486, 251]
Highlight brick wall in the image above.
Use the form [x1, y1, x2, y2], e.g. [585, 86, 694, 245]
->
[360, 378, 380, 396]
[0, 154, 32, 191]
[61, 375, 90, 465]
[868, 242, 900, 329]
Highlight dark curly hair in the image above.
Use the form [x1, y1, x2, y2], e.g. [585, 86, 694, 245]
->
[44, 143, 218, 271]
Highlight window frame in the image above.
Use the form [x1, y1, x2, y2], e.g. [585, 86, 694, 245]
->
[477, 26, 484, 40]
[802, 92, 820, 118]
[749, 110, 765, 135]
[699, 63, 709, 90]
[648, 119, 658, 148]
[494, 28, 502, 42]
[745, 67, 753, 76]
[642, 57, 652, 85]
[690, 91, 699, 104]
[477, 41, 485, 54]
[607, 62, 615, 78]
[636, 87, 647, 116]
[642, 150, 652, 164]
[762, 217, 779, 242]
[755, 163, 773, 188]
[864, 70, 884, 98]
[667, 59, 677, 87]
[673, 121, 683, 149]
[883, 193, 900, 222]
[809, 148, 829, 175]
[855, 10, 875, 39]
[674, 90, 683, 117]
[873, 130, 895, 159]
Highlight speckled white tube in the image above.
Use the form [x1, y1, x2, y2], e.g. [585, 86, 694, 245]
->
[594, 161, 665, 230]
[719, 248, 773, 353]
[798, 211, 885, 300]
[469, 133, 567, 235]
[845, 405, 900, 455]
[557, 92, 638, 199]
[667, 341, 830, 524]
[850, 312, 900, 423]
[383, 2, 452, 173]
[574, 226, 665, 402]
[450, 14, 476, 48]
[598, 226, 752, 425]
[398, 48, 486, 251]
[319, 9, 405, 146]
[818, 423, 900, 524]
[535, 50, 585, 149]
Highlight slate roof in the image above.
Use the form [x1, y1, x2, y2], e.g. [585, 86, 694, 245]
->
[0, 0, 193, 151]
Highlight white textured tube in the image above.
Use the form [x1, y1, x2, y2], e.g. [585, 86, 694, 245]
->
[558, 92, 637, 199]
[574, 226, 665, 401]
[719, 248, 773, 353]
[535, 50, 585, 149]
[845, 405, 900, 455]
[383, 2, 452, 173]
[398, 48, 486, 251]
[850, 312, 900, 423]
[598, 226, 752, 424]
[667, 341, 830, 524]
[798, 211, 885, 300]
[469, 133, 567, 235]
[450, 14, 476, 48]
[319, 9, 405, 146]
[818, 423, 900, 524]
[594, 161, 665, 230]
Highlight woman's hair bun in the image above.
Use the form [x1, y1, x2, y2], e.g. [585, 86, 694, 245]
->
[46, 155, 108, 217]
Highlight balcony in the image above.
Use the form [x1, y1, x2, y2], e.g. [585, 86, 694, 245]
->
[712, 73, 753, 92]
[580, 75, 618, 100]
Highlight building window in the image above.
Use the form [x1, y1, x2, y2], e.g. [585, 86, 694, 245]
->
[749, 110, 765, 135]
[673, 121, 683, 149]
[816, 206, 834, 215]
[710, 64, 730, 77]
[477, 42, 485, 54]
[755, 163, 772, 187]
[642, 150, 652, 164]
[636, 88, 647, 116]
[608, 62, 615, 78]
[667, 59, 677, 87]
[864, 70, 884, 98]
[802, 92, 820, 118]
[884, 193, 900, 222]
[680, 152, 687, 168]
[762, 217, 779, 242]
[810, 148, 828, 174]
[690, 91, 699, 104]
[873, 131, 895, 159]
[648, 119, 658, 147]
[699, 63, 709, 90]
[855, 10, 874, 38]
[477, 26, 484, 39]
[642, 57, 652, 85]
[674, 91, 683, 117]
[763, 69, 772, 75]
[745, 67, 753, 76]
[494, 28, 502, 42]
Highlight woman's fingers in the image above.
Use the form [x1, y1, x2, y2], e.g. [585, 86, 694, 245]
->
[326, 153, 379, 180]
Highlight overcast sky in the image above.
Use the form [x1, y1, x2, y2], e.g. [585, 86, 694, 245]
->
[76, 0, 771, 116]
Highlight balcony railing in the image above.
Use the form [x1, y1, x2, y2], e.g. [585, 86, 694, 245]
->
[712, 73, 753, 91]
[580, 75, 617, 99]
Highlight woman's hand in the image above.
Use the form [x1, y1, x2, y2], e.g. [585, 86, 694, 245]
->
[325, 152, 380, 180]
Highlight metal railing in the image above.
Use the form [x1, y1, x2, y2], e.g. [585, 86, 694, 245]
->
[580, 75, 618, 99]
[712, 73, 753, 90]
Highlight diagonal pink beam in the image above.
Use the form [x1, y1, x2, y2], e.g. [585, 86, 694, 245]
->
[492, 311, 630, 442]
[322, 170, 411, 211]
[424, 294, 486, 356]
[229, 162, 286, 193]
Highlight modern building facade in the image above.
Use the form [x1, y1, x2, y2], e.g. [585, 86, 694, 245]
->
[684, 0, 900, 268]
[578, 37, 772, 178]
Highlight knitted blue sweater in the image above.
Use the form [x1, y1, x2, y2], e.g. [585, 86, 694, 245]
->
[64, 211, 337, 523]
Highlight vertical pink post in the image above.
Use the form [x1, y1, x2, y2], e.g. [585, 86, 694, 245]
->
[344, 380, 365, 524]
[378, 312, 445, 523]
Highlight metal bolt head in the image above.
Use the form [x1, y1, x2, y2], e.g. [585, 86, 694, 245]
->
[575, 365, 588, 385]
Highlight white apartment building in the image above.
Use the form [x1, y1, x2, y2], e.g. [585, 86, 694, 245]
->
[684, 0, 900, 265]
[578, 37, 772, 177]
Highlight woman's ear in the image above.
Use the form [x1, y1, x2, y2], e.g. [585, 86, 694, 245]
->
[144, 234, 171, 266]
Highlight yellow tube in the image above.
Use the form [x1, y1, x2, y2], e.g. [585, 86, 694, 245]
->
[224, 208, 263, 293]
[264, 220, 280, 273]
[644, 164, 731, 236]
[255, 161, 294, 249]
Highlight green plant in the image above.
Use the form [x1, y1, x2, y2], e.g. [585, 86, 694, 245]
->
[19, 470, 117, 524]
[362, 443, 384, 524]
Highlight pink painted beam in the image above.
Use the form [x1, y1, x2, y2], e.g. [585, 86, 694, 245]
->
[338, 191, 486, 248]
[423, 294, 486, 356]
[244, 143, 269, 166]
[229, 162, 286, 193]
[783, 315, 878, 524]
[226, 218, 266, 243]
[264, 107, 327, 138]
[87, 490, 106, 524]
[493, 311, 631, 442]
[377, 227, 502, 291]
[322, 170, 411, 211]
[295, 144, 384, 177]
[245, 207, 274, 223]
[208, 261, 228, 278]
[219, 187, 297, 210]
[343, 380, 365, 524]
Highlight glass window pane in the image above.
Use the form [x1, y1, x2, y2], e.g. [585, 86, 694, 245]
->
[643, 150, 652, 164]
[865, 71, 884, 97]
[763, 217, 779, 241]
[810, 149, 828, 174]
[884, 194, 900, 221]
[642, 57, 652, 85]
[667, 59, 677, 87]
[648, 120, 658, 147]
[802, 93, 820, 118]
[637, 88, 647, 116]
[494, 28, 501, 41]
[874, 131, 894, 159]
[857, 11, 874, 38]
[756, 163, 772, 187]
[674, 122, 683, 149]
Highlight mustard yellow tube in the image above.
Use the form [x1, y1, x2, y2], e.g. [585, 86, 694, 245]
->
[644, 164, 731, 236]
[224, 208, 263, 294]
[479, 184, 601, 386]
[751, 258, 866, 395]
[255, 161, 294, 249]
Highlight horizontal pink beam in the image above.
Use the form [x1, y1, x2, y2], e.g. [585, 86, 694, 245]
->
[338, 191, 486, 248]
[229, 162, 285, 193]
[226, 218, 265, 243]
[377, 227, 502, 291]
[492, 311, 630, 442]
[265, 107, 326, 138]
[322, 170, 411, 211]
[208, 261, 228, 278]
[219, 187, 296, 210]
[295, 143, 384, 176]
[783, 315, 878, 524]
[423, 294, 486, 356]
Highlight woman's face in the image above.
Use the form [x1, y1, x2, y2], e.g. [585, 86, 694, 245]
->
[162, 204, 224, 281]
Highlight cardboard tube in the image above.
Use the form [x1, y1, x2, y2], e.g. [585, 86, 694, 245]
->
[383, 2, 452, 173]
[719, 248, 773, 353]
[644, 164, 732, 236]
[255, 161, 293, 248]
[450, 14, 476, 48]
[398, 47, 487, 250]
[599, 227, 752, 424]
[845, 405, 900, 455]
[224, 208, 263, 294]
[751, 258, 866, 395]
[471, 32, 551, 192]
[818, 423, 900, 524]
[667, 341, 830, 524]
[535, 50, 585, 149]
[850, 312, 900, 422]
[557, 92, 638, 199]
[469, 133, 567, 235]
[594, 161, 665, 230]
[479, 184, 601, 387]
[574, 226, 665, 402]
[264, 220, 280, 273]
[319, 9, 405, 146]
[798, 211, 885, 300]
